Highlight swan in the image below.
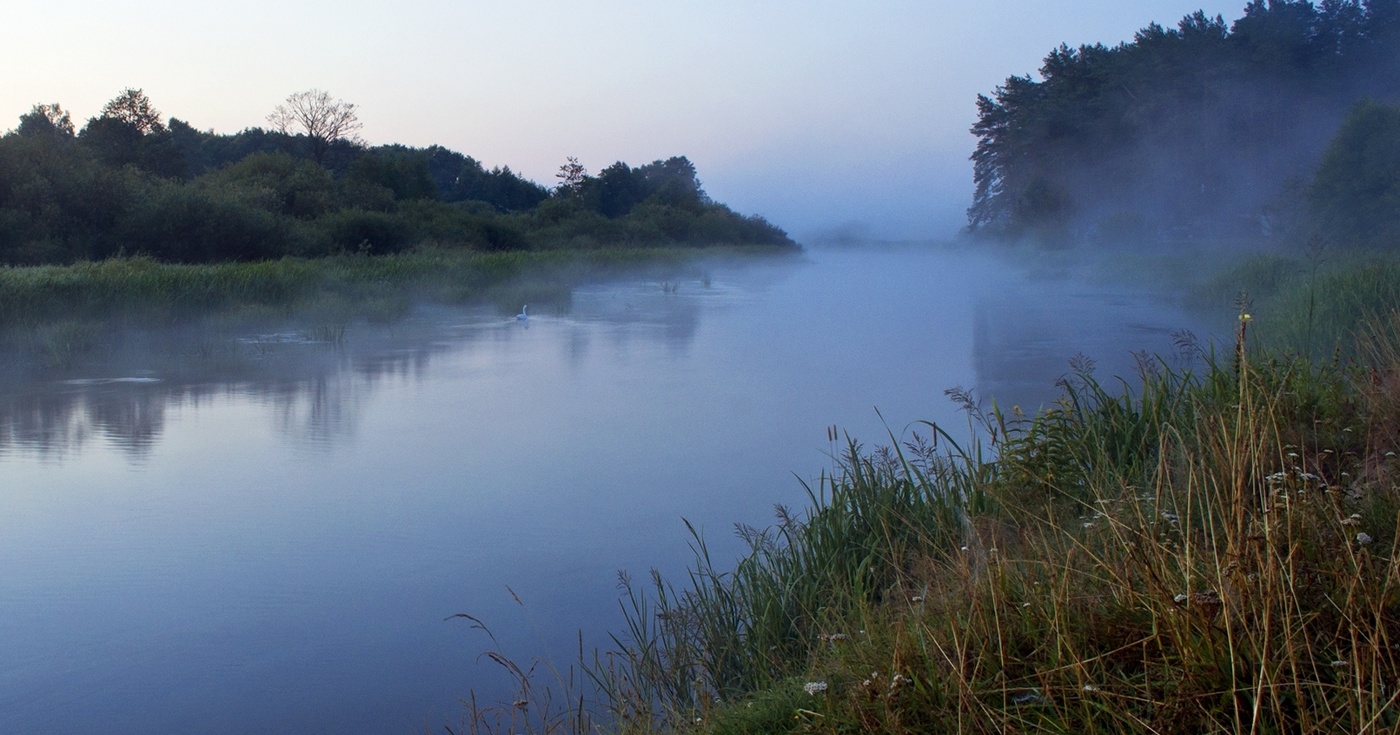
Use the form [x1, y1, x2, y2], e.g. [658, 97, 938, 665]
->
[516, 304, 529, 320]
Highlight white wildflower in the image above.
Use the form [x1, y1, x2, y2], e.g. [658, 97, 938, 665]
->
[1357, 532, 1374, 546]
[1332, 660, 1350, 668]
[803, 681, 828, 696]
[1082, 684, 1099, 692]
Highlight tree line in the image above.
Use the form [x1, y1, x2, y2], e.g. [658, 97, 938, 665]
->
[968, 0, 1400, 247]
[0, 90, 792, 265]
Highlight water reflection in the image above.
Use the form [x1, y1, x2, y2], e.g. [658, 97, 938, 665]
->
[0, 273, 732, 459]
[0, 347, 365, 459]
[971, 279, 1212, 410]
[1, 380, 168, 459]
[0, 256, 1217, 459]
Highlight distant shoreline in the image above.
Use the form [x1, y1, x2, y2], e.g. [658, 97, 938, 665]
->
[0, 244, 800, 331]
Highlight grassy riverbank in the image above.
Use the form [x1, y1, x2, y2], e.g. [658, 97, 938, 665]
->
[561, 309, 1399, 735]
[0, 245, 796, 329]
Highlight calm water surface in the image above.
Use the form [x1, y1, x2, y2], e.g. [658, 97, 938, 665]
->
[0, 245, 1214, 733]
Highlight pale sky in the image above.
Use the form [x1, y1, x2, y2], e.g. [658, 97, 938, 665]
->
[1, 1, 1241, 240]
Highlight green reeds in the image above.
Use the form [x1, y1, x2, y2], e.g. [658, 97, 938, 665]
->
[0, 246, 786, 330]
[1196, 250, 1400, 357]
[593, 422, 987, 728]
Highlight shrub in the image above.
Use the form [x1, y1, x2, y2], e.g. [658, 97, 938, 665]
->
[116, 183, 288, 262]
[317, 208, 415, 255]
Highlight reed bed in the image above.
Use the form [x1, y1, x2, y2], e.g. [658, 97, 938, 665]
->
[563, 311, 1400, 735]
[1195, 248, 1400, 357]
[0, 246, 772, 330]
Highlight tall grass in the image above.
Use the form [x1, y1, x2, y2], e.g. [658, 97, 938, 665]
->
[1195, 248, 1400, 357]
[0, 246, 786, 329]
[584, 417, 991, 729]
[584, 312, 1400, 734]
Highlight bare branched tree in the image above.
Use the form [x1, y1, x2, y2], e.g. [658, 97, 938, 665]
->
[100, 88, 164, 134]
[267, 89, 363, 164]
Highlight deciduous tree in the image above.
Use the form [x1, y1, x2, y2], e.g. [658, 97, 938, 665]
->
[1311, 99, 1400, 247]
[80, 90, 184, 178]
[16, 103, 75, 138]
[99, 88, 164, 134]
[267, 89, 363, 164]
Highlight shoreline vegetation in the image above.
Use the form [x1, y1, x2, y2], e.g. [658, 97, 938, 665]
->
[0, 246, 798, 327]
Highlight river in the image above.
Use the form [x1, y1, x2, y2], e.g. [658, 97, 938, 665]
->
[0, 243, 1216, 733]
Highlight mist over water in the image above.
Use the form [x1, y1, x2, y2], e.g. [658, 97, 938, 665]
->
[0, 244, 1219, 733]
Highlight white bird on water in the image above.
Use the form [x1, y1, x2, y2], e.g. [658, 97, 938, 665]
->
[516, 304, 529, 320]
